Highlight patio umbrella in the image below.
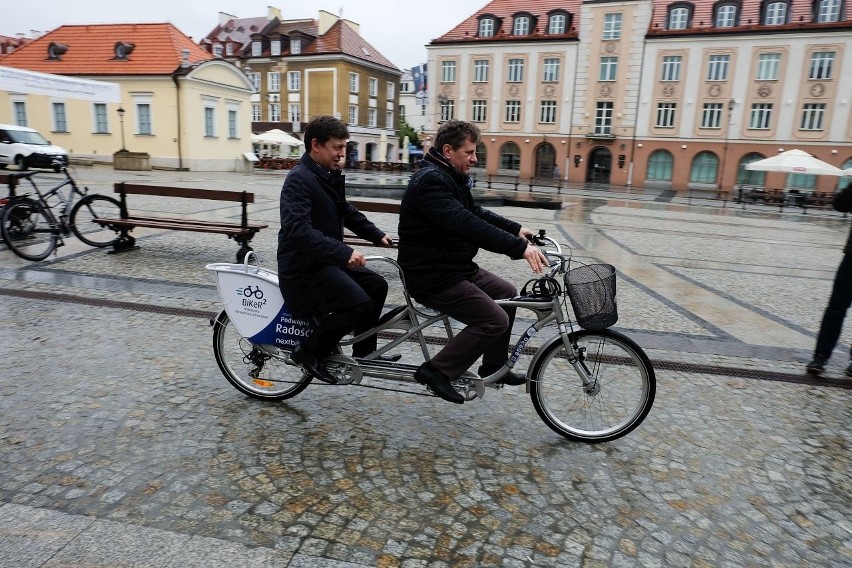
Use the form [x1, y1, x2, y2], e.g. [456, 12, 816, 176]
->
[251, 129, 304, 147]
[745, 149, 843, 176]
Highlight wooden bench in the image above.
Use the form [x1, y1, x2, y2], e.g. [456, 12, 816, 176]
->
[343, 199, 401, 247]
[95, 182, 268, 262]
[525, 177, 564, 194]
[486, 174, 521, 190]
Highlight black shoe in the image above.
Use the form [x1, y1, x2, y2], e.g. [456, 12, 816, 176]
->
[846, 361, 852, 378]
[354, 353, 402, 362]
[414, 362, 464, 404]
[805, 355, 827, 376]
[478, 365, 527, 386]
[290, 345, 338, 384]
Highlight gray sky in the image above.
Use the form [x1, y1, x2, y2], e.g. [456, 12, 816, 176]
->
[0, 0, 483, 71]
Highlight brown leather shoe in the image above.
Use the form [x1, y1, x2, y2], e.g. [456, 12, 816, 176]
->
[414, 362, 464, 404]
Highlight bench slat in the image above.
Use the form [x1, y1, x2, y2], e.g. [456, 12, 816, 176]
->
[348, 200, 401, 214]
[102, 214, 266, 230]
[115, 183, 255, 203]
[96, 217, 265, 236]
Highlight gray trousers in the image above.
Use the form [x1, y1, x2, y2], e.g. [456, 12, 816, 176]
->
[416, 268, 517, 379]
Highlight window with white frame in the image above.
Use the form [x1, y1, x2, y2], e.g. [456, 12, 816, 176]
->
[656, 102, 676, 127]
[349, 72, 359, 93]
[542, 58, 560, 82]
[701, 103, 722, 128]
[349, 105, 358, 124]
[268, 72, 280, 92]
[471, 100, 487, 122]
[248, 72, 260, 92]
[662, 55, 682, 81]
[204, 106, 215, 137]
[707, 55, 730, 81]
[226, 43, 234, 56]
[93, 103, 107, 133]
[505, 100, 521, 122]
[548, 13, 566, 34]
[288, 103, 300, 122]
[540, 101, 557, 123]
[764, 1, 787, 24]
[369, 77, 378, 97]
[441, 61, 456, 83]
[749, 103, 773, 129]
[386, 110, 394, 127]
[136, 103, 152, 135]
[52, 102, 67, 132]
[809, 51, 835, 79]
[271, 40, 281, 56]
[507, 58, 524, 82]
[715, 4, 737, 27]
[603, 13, 622, 39]
[757, 53, 781, 80]
[513, 15, 530, 35]
[440, 99, 455, 121]
[251, 41, 262, 57]
[368, 108, 377, 127]
[228, 109, 238, 138]
[269, 103, 280, 122]
[800, 103, 826, 130]
[595, 102, 613, 134]
[599, 56, 617, 81]
[479, 18, 495, 37]
[473, 59, 489, 82]
[213, 44, 223, 57]
[399, 105, 405, 119]
[668, 7, 689, 29]
[817, 0, 841, 22]
[290, 38, 301, 54]
[288, 71, 301, 91]
[387, 82, 395, 100]
[252, 103, 261, 121]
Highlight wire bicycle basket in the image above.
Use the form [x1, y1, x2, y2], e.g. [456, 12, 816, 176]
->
[565, 263, 618, 330]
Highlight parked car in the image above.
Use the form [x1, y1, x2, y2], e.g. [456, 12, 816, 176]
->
[0, 124, 68, 171]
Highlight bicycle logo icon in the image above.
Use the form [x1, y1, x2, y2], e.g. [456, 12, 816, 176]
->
[242, 285, 264, 299]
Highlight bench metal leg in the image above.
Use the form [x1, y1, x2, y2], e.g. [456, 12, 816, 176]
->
[108, 233, 137, 254]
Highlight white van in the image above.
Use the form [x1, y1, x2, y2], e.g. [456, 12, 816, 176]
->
[0, 124, 68, 171]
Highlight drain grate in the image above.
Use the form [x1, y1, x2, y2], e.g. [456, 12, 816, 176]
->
[2, 286, 848, 390]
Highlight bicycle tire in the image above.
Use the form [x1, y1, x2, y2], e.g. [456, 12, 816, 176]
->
[0, 197, 57, 261]
[212, 310, 312, 400]
[70, 194, 121, 247]
[529, 328, 655, 443]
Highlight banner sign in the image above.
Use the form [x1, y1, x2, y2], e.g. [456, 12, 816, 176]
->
[0, 65, 121, 102]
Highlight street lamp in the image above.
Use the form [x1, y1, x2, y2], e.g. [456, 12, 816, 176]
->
[116, 106, 127, 152]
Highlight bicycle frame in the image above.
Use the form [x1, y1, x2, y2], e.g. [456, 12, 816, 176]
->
[17, 169, 85, 232]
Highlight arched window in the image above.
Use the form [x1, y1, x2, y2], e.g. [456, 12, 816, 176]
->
[548, 12, 568, 34]
[690, 151, 719, 184]
[476, 142, 487, 169]
[500, 142, 521, 170]
[513, 15, 531, 35]
[478, 17, 495, 37]
[714, 3, 739, 26]
[816, 0, 841, 22]
[535, 143, 557, 178]
[763, 1, 789, 24]
[736, 153, 767, 185]
[668, 5, 692, 29]
[647, 150, 674, 181]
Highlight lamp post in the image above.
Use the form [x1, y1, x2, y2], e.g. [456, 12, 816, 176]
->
[116, 106, 127, 152]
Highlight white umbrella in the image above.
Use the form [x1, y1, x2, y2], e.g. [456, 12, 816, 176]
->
[251, 129, 304, 147]
[745, 149, 843, 176]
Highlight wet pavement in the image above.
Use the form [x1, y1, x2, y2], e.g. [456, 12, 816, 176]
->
[1, 165, 851, 567]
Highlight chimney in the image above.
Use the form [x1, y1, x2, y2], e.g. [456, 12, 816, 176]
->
[268, 6, 282, 20]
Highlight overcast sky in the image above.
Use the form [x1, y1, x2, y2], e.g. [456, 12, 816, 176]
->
[1, 0, 484, 71]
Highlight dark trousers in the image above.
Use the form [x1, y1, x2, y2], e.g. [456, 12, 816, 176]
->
[416, 268, 517, 379]
[814, 252, 852, 360]
[300, 267, 388, 358]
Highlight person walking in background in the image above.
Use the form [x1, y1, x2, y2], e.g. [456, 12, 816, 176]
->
[806, 184, 852, 377]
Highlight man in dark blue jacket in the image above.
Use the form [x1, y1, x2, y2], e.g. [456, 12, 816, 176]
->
[806, 185, 852, 377]
[277, 116, 394, 384]
[398, 120, 548, 403]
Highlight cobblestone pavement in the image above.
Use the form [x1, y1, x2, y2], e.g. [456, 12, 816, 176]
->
[0, 165, 850, 567]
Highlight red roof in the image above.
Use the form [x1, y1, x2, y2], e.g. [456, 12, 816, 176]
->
[306, 19, 398, 70]
[0, 23, 214, 75]
[201, 16, 272, 48]
[431, 0, 582, 44]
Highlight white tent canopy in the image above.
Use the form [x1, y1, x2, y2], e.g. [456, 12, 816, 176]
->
[745, 149, 843, 176]
[251, 129, 304, 147]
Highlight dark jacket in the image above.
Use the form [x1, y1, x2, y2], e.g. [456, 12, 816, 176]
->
[398, 147, 528, 297]
[277, 153, 386, 312]
[835, 185, 852, 253]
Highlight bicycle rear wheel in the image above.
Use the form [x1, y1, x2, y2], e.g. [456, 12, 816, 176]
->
[529, 329, 655, 443]
[70, 194, 121, 247]
[212, 310, 312, 400]
[0, 197, 57, 261]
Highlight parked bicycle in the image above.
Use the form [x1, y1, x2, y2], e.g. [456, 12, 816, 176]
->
[206, 232, 656, 443]
[0, 164, 121, 261]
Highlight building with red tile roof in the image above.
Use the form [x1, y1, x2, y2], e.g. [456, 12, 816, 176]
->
[201, 8, 402, 164]
[0, 33, 32, 56]
[0, 23, 254, 171]
[424, 0, 852, 195]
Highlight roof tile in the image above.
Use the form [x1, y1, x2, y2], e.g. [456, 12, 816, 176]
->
[432, 0, 582, 43]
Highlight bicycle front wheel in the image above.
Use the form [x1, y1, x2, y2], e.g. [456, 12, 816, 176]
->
[1, 197, 57, 261]
[70, 194, 121, 247]
[530, 329, 655, 443]
[212, 310, 312, 400]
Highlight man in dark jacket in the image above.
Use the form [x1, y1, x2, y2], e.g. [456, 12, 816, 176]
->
[398, 120, 549, 403]
[806, 185, 852, 377]
[277, 116, 394, 384]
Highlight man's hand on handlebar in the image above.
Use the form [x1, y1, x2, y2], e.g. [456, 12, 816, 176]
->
[347, 250, 367, 268]
[523, 244, 549, 274]
[378, 234, 396, 248]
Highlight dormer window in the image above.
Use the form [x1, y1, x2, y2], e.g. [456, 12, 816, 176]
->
[212, 44, 223, 57]
[513, 15, 531, 35]
[548, 11, 568, 34]
[478, 16, 495, 37]
[270, 40, 281, 56]
[226, 43, 234, 56]
[816, 0, 841, 22]
[763, 0, 789, 24]
[290, 38, 301, 54]
[47, 42, 68, 60]
[714, 3, 739, 27]
[667, 4, 693, 29]
[251, 40, 262, 57]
